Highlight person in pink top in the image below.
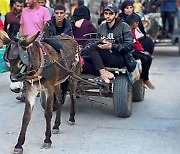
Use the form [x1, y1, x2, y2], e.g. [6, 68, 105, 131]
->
[17, 0, 50, 101]
[19, 0, 50, 37]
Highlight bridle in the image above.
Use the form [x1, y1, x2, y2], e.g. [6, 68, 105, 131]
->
[4, 38, 44, 82]
[5, 35, 98, 86]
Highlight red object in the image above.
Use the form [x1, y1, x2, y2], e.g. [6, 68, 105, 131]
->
[79, 56, 84, 66]
[177, 0, 180, 8]
[0, 18, 4, 30]
[132, 29, 144, 51]
[142, 20, 149, 27]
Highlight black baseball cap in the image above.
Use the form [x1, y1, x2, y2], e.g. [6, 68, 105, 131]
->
[104, 3, 118, 13]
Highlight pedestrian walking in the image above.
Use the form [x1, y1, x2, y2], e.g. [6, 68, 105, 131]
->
[4, 0, 24, 39]
[16, 0, 50, 102]
[160, 0, 176, 38]
[37, 0, 54, 17]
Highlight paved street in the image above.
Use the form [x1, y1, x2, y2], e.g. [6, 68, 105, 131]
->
[0, 45, 180, 154]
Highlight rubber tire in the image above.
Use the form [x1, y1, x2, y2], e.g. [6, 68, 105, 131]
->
[113, 74, 132, 118]
[40, 91, 57, 111]
[132, 81, 145, 102]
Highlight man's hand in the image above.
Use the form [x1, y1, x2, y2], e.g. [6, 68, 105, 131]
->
[97, 39, 112, 50]
[0, 39, 3, 48]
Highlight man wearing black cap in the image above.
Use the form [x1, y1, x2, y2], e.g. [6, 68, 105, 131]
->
[43, 4, 73, 104]
[83, 3, 134, 83]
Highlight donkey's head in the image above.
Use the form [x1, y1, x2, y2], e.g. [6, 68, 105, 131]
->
[0, 30, 40, 93]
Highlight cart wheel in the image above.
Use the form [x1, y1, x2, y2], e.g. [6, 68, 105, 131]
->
[178, 38, 180, 55]
[132, 81, 145, 102]
[113, 74, 132, 118]
[40, 92, 57, 111]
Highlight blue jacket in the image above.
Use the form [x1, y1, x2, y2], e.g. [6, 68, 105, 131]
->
[160, 0, 176, 12]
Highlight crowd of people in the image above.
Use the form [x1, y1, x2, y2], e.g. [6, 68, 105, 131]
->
[4, 0, 179, 101]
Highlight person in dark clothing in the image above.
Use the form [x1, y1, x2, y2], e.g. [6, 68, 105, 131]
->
[72, 5, 97, 47]
[43, 4, 73, 104]
[142, 0, 159, 14]
[16, 0, 50, 102]
[4, 0, 24, 39]
[98, 0, 109, 25]
[78, 0, 84, 6]
[43, 4, 73, 37]
[126, 14, 155, 89]
[159, 0, 176, 37]
[177, 0, 180, 29]
[99, 0, 109, 17]
[119, 0, 155, 55]
[73, 5, 91, 20]
[83, 3, 134, 83]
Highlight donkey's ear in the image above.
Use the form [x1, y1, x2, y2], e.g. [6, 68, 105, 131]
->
[20, 31, 40, 47]
[0, 30, 11, 44]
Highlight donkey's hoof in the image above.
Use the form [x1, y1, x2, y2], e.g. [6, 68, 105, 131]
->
[68, 121, 75, 125]
[14, 148, 23, 154]
[52, 129, 60, 134]
[43, 143, 51, 149]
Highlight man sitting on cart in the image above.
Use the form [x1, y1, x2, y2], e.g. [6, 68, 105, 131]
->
[82, 3, 134, 84]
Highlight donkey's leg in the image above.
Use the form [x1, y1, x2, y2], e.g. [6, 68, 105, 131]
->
[52, 85, 62, 134]
[68, 77, 78, 125]
[14, 84, 39, 154]
[43, 87, 54, 148]
[68, 64, 81, 124]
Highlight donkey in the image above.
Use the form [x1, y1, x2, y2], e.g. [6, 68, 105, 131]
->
[0, 30, 81, 153]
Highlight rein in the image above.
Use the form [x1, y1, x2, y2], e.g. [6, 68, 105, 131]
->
[43, 36, 100, 42]
[26, 44, 44, 80]
[24, 41, 80, 83]
[15, 36, 89, 85]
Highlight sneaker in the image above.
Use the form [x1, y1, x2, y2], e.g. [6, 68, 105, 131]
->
[16, 93, 25, 102]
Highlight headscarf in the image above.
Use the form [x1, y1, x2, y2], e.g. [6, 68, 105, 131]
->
[72, 5, 91, 22]
[119, 0, 146, 35]
[121, 0, 134, 13]
[120, 0, 134, 20]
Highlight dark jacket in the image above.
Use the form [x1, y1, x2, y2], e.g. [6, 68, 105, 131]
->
[72, 6, 96, 47]
[4, 11, 21, 39]
[97, 17, 134, 54]
[73, 19, 97, 47]
[143, 0, 159, 14]
[159, 0, 176, 12]
[72, 5, 91, 21]
[119, 12, 146, 36]
[119, 0, 146, 36]
[43, 16, 73, 37]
